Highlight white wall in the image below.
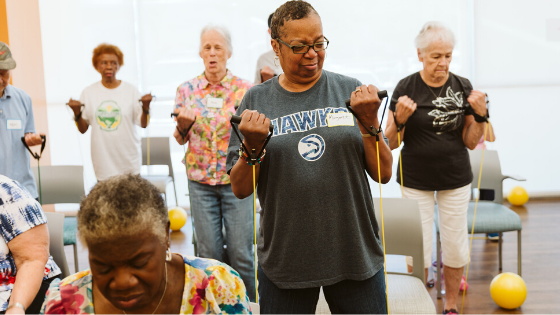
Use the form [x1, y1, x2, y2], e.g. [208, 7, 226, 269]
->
[38, 0, 559, 203]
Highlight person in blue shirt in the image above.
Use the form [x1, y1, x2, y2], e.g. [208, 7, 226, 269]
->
[0, 41, 44, 200]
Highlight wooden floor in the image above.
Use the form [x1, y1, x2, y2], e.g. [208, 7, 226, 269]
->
[65, 199, 560, 314]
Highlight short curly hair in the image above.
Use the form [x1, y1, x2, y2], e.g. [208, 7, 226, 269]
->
[77, 174, 168, 247]
[92, 43, 124, 68]
[270, 0, 318, 40]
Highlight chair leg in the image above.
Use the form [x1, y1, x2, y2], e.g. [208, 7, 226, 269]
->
[499, 232, 503, 271]
[437, 231, 442, 299]
[518, 230, 522, 276]
[172, 181, 178, 206]
[73, 243, 79, 273]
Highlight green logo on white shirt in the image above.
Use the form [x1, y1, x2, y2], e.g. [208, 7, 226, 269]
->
[95, 101, 121, 131]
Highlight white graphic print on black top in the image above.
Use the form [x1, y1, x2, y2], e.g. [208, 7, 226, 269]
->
[389, 72, 474, 191]
[428, 86, 467, 134]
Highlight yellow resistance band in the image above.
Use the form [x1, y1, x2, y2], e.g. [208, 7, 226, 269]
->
[397, 131, 404, 195]
[460, 120, 491, 314]
[375, 139, 390, 314]
[252, 164, 258, 303]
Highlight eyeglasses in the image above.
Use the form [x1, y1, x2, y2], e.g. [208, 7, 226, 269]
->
[276, 37, 329, 54]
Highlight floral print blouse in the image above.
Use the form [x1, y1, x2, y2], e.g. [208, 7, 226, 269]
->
[40, 254, 252, 314]
[0, 175, 61, 311]
[175, 70, 253, 186]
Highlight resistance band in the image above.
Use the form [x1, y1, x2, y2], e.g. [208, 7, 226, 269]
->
[229, 116, 273, 304]
[170, 112, 196, 241]
[140, 96, 154, 166]
[21, 135, 47, 204]
[345, 90, 390, 313]
[460, 94, 491, 315]
[392, 91, 490, 314]
[393, 112, 406, 196]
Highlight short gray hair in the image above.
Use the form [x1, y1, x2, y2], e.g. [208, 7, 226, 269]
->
[77, 174, 168, 246]
[415, 21, 456, 54]
[200, 25, 233, 55]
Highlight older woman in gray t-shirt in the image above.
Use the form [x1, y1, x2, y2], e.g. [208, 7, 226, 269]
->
[226, 1, 392, 313]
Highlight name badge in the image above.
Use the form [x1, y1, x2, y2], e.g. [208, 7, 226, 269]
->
[327, 113, 354, 127]
[206, 97, 224, 109]
[6, 119, 22, 130]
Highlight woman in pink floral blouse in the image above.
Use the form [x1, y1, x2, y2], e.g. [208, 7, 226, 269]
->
[173, 25, 255, 301]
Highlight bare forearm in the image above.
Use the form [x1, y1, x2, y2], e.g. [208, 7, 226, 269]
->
[141, 112, 149, 128]
[359, 118, 393, 183]
[173, 128, 190, 145]
[9, 260, 46, 310]
[385, 122, 405, 150]
[75, 117, 89, 134]
[230, 159, 261, 199]
[363, 136, 393, 183]
[464, 122, 486, 150]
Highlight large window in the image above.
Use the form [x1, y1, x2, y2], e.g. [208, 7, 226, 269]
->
[39, 0, 558, 204]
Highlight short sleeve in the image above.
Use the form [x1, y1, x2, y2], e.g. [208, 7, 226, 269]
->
[132, 86, 143, 127]
[205, 264, 251, 314]
[389, 80, 404, 113]
[175, 85, 185, 110]
[0, 179, 47, 243]
[23, 93, 36, 134]
[79, 89, 91, 125]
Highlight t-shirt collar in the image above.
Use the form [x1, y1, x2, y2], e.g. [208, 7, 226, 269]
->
[0, 84, 12, 100]
[199, 69, 233, 90]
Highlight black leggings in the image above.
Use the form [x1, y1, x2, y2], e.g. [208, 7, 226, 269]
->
[1, 275, 61, 314]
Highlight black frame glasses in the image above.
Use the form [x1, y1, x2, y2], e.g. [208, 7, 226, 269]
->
[276, 37, 329, 54]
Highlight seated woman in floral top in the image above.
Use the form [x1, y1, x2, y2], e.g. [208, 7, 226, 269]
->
[41, 174, 251, 314]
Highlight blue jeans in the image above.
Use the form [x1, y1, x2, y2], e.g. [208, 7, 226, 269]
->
[187, 180, 256, 301]
[258, 264, 388, 314]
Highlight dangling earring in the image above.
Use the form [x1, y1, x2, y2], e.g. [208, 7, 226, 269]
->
[166, 248, 172, 261]
[274, 55, 280, 68]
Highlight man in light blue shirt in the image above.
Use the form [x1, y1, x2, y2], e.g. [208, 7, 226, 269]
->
[0, 42, 44, 199]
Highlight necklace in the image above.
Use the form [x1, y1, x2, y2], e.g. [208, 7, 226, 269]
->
[123, 263, 168, 315]
[420, 71, 446, 99]
[427, 82, 446, 99]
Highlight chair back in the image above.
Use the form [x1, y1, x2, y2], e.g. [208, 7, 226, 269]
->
[32, 166, 85, 204]
[469, 150, 505, 203]
[45, 212, 70, 278]
[249, 303, 260, 314]
[373, 198, 425, 283]
[141, 137, 174, 179]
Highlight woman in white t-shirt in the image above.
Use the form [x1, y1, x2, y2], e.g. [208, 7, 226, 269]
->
[67, 43, 152, 181]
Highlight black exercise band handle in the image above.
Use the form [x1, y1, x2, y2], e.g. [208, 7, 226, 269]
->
[344, 90, 388, 107]
[230, 115, 274, 133]
[20, 135, 47, 160]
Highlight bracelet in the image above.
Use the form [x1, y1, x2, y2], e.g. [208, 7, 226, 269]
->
[361, 133, 373, 138]
[142, 107, 150, 115]
[6, 302, 25, 312]
[74, 111, 82, 122]
[238, 144, 266, 166]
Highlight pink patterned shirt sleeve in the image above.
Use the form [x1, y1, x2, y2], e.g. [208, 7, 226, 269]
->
[175, 70, 253, 186]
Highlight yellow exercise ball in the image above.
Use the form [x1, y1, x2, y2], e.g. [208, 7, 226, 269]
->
[168, 207, 187, 231]
[490, 272, 527, 309]
[507, 186, 529, 206]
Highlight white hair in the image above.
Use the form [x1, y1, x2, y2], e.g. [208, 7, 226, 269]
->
[200, 25, 233, 55]
[415, 21, 456, 54]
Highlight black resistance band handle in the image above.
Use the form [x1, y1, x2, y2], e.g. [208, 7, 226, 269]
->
[230, 115, 274, 133]
[344, 90, 388, 107]
[21, 135, 47, 160]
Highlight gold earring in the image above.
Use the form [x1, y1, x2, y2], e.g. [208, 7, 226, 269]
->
[274, 55, 280, 67]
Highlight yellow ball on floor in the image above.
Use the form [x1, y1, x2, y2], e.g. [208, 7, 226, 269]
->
[507, 186, 529, 206]
[490, 272, 527, 309]
[168, 207, 187, 231]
